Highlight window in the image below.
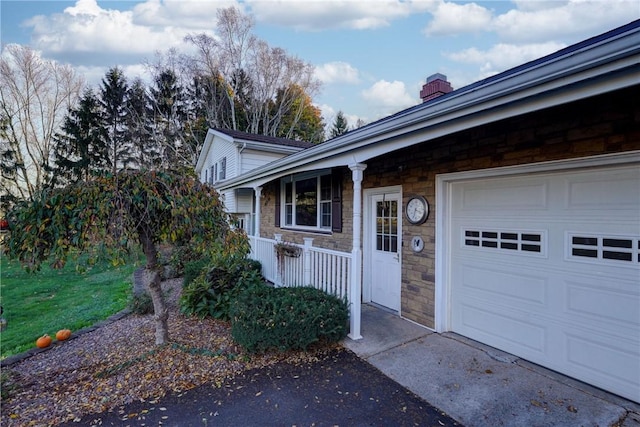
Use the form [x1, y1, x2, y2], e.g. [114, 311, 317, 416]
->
[218, 157, 226, 180]
[376, 200, 398, 252]
[280, 172, 333, 230]
[463, 228, 545, 256]
[209, 157, 227, 183]
[568, 233, 639, 264]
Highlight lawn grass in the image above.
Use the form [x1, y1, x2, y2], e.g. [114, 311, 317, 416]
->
[0, 253, 142, 359]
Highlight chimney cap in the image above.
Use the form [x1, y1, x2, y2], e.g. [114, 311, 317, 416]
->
[427, 73, 447, 83]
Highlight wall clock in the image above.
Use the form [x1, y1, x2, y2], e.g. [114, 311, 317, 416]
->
[405, 196, 429, 225]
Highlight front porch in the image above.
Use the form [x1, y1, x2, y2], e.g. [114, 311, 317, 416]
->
[248, 235, 362, 339]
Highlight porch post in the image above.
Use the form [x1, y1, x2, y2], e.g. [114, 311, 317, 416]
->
[303, 238, 313, 286]
[348, 162, 367, 340]
[254, 186, 262, 237]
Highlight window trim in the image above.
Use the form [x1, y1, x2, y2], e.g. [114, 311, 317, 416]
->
[280, 169, 333, 232]
[566, 231, 639, 266]
[461, 227, 548, 258]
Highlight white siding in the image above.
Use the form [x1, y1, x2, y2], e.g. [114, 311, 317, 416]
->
[240, 149, 285, 174]
[236, 189, 253, 213]
[201, 136, 238, 184]
[220, 189, 236, 212]
[214, 138, 236, 181]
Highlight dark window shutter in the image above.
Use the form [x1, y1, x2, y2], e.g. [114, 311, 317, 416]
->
[331, 170, 342, 233]
[275, 181, 281, 227]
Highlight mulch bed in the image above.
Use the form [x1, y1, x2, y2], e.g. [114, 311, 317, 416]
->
[0, 279, 339, 427]
[1, 278, 460, 427]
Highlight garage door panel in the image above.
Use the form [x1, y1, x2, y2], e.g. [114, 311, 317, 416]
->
[564, 167, 640, 212]
[459, 262, 548, 305]
[566, 334, 640, 403]
[458, 304, 548, 354]
[456, 180, 548, 212]
[448, 163, 640, 402]
[566, 280, 640, 327]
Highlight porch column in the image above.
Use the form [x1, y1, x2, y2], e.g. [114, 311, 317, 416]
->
[348, 162, 367, 340]
[303, 238, 314, 286]
[254, 186, 262, 237]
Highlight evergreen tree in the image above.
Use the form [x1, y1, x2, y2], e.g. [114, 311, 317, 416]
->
[126, 78, 159, 169]
[100, 67, 132, 174]
[149, 69, 189, 167]
[329, 111, 350, 139]
[51, 88, 108, 185]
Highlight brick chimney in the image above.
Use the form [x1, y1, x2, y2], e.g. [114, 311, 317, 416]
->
[420, 73, 453, 103]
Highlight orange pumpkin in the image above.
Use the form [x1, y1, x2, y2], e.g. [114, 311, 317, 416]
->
[36, 334, 52, 348]
[55, 329, 71, 341]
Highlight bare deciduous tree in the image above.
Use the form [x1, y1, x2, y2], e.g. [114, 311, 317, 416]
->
[185, 6, 321, 139]
[0, 45, 84, 202]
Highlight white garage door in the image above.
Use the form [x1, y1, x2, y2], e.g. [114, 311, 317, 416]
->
[449, 163, 640, 402]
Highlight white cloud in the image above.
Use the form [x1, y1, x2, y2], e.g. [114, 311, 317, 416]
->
[24, 0, 219, 66]
[314, 61, 360, 84]
[247, 0, 435, 31]
[361, 80, 417, 110]
[422, 0, 638, 43]
[424, 1, 493, 36]
[511, 0, 569, 13]
[494, 0, 639, 43]
[445, 41, 567, 79]
[132, 0, 240, 29]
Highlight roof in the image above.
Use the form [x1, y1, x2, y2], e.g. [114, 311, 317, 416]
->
[217, 19, 640, 191]
[195, 128, 315, 173]
[212, 128, 315, 149]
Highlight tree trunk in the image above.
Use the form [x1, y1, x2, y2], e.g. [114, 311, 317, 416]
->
[139, 230, 169, 345]
[145, 267, 169, 345]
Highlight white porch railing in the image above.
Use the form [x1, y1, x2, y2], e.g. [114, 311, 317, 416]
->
[248, 235, 353, 304]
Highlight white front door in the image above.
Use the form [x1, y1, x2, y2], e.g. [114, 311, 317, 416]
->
[369, 192, 402, 311]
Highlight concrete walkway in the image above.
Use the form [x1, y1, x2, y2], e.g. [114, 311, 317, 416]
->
[343, 304, 640, 427]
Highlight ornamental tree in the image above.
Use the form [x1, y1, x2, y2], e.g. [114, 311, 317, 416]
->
[5, 169, 248, 345]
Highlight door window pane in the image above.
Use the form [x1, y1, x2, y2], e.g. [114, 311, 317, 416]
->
[376, 199, 398, 253]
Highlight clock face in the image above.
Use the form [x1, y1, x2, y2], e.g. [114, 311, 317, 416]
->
[406, 197, 428, 224]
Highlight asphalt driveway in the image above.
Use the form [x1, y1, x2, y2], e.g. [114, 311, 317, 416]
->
[59, 348, 460, 427]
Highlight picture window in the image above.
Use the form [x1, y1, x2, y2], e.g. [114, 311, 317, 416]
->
[281, 172, 332, 231]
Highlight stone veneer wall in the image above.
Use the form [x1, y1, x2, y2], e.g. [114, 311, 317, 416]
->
[259, 166, 354, 254]
[259, 86, 640, 330]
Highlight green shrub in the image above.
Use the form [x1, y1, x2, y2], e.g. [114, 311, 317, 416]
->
[183, 258, 209, 287]
[245, 259, 262, 275]
[180, 256, 264, 320]
[168, 244, 200, 277]
[127, 291, 154, 315]
[230, 285, 349, 353]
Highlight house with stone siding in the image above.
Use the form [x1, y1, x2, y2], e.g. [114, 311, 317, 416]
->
[210, 20, 640, 403]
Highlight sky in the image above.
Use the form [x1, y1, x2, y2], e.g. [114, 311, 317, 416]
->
[1, 0, 639, 129]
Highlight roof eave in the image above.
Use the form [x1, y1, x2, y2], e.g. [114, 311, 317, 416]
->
[217, 22, 640, 191]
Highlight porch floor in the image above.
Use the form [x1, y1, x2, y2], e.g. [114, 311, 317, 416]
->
[342, 304, 639, 427]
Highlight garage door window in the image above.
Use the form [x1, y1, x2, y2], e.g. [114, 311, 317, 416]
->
[464, 229, 544, 255]
[569, 233, 639, 264]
